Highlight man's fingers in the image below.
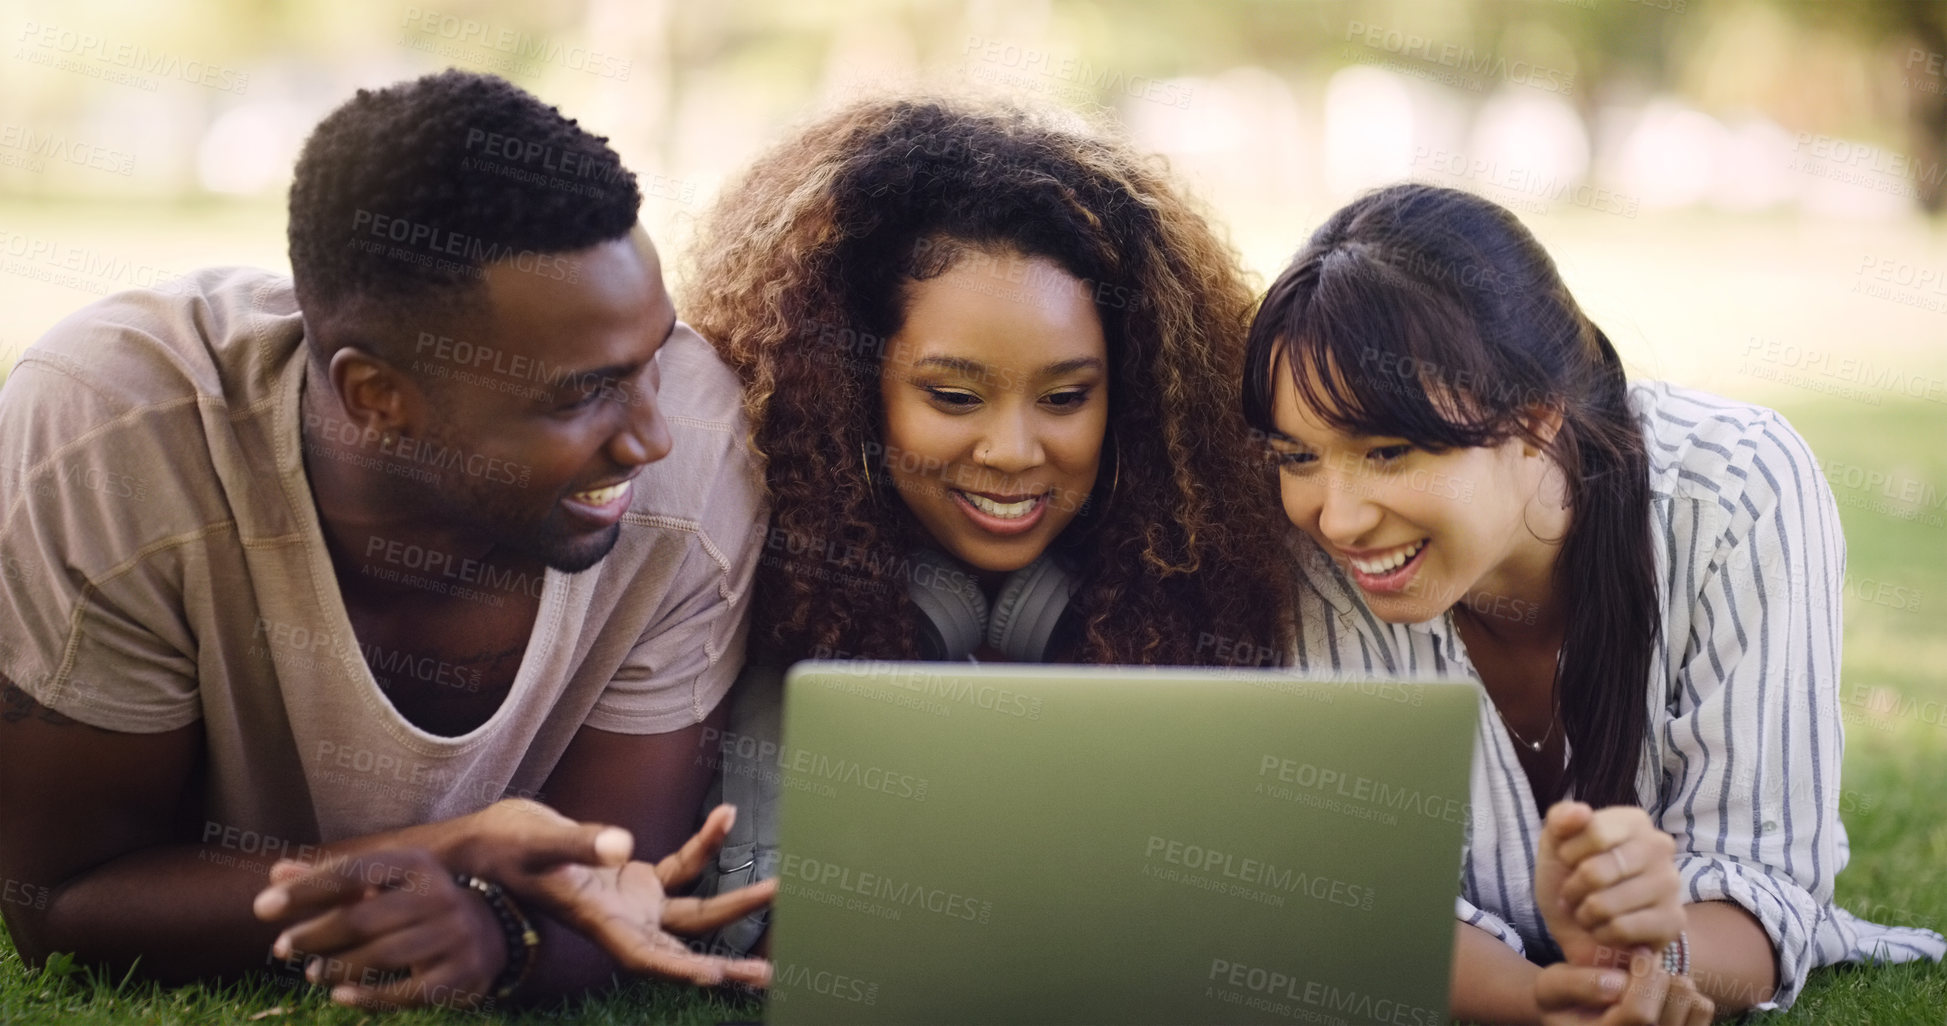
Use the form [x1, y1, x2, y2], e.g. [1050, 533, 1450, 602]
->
[655, 804, 737, 887]
[274, 889, 428, 959]
[612, 932, 771, 989]
[1534, 963, 1628, 1010]
[302, 921, 444, 987]
[455, 799, 633, 881]
[508, 821, 633, 875]
[663, 877, 779, 935]
[716, 955, 773, 989]
[256, 849, 444, 926]
[255, 865, 373, 924]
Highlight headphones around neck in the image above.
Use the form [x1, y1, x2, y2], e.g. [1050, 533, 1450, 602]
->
[906, 548, 1081, 662]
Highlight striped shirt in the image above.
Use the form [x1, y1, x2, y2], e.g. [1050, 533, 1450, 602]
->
[1290, 382, 1945, 1010]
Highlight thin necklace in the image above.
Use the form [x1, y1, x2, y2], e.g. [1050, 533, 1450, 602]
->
[1466, 608, 1563, 754]
[1492, 686, 1557, 753]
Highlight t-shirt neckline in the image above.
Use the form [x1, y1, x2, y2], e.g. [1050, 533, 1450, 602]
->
[278, 353, 567, 752]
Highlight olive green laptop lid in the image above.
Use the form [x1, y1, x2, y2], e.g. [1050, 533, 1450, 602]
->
[764, 663, 1478, 1026]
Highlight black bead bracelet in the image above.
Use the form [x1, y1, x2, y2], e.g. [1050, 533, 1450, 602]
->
[455, 873, 540, 1000]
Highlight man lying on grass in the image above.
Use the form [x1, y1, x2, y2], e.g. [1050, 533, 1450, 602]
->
[0, 69, 774, 1010]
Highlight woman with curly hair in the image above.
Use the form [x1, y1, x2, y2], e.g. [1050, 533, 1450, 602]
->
[680, 97, 1299, 953]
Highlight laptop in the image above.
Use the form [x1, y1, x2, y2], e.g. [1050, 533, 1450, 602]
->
[762, 662, 1478, 1026]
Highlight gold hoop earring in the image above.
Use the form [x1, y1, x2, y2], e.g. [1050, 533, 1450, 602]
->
[1082, 436, 1121, 519]
[860, 441, 877, 493]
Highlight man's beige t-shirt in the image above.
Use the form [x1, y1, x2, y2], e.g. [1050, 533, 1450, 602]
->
[0, 268, 761, 847]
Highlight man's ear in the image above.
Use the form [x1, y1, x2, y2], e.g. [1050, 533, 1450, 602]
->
[327, 344, 421, 436]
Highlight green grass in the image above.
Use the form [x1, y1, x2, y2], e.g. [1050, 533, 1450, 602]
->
[2, 397, 1943, 1023]
[0, 932, 763, 1025]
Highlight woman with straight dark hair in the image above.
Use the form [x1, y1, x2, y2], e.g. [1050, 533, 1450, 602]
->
[1243, 183, 1943, 1024]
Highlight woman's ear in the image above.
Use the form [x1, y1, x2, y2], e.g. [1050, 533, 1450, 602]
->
[1521, 403, 1566, 455]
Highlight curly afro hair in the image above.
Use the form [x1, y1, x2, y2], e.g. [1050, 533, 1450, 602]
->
[288, 69, 641, 364]
[684, 97, 1300, 666]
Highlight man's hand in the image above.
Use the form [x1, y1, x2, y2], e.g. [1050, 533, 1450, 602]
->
[1535, 948, 1714, 1025]
[1537, 802, 1685, 967]
[254, 799, 775, 993]
[510, 803, 775, 987]
[253, 847, 505, 1011]
[439, 797, 638, 889]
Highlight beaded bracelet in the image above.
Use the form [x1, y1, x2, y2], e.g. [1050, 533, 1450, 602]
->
[1661, 930, 1690, 977]
[455, 873, 541, 1000]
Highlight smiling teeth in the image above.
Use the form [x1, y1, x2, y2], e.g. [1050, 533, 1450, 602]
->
[962, 492, 1040, 519]
[573, 482, 629, 506]
[1350, 539, 1426, 575]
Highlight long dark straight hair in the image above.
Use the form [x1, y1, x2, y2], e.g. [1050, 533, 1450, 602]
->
[1242, 183, 1657, 809]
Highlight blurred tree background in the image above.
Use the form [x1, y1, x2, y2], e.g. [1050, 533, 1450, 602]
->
[5, 0, 1946, 390]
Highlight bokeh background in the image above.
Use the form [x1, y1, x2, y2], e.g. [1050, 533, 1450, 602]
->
[2, 0, 1944, 1020]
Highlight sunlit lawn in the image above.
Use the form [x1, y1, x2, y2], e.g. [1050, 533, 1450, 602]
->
[2, 200, 1943, 1022]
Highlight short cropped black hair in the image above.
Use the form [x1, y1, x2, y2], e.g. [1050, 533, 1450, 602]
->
[288, 69, 641, 362]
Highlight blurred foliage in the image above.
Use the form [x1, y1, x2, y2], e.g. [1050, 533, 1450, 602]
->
[4, 0, 1941, 208]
